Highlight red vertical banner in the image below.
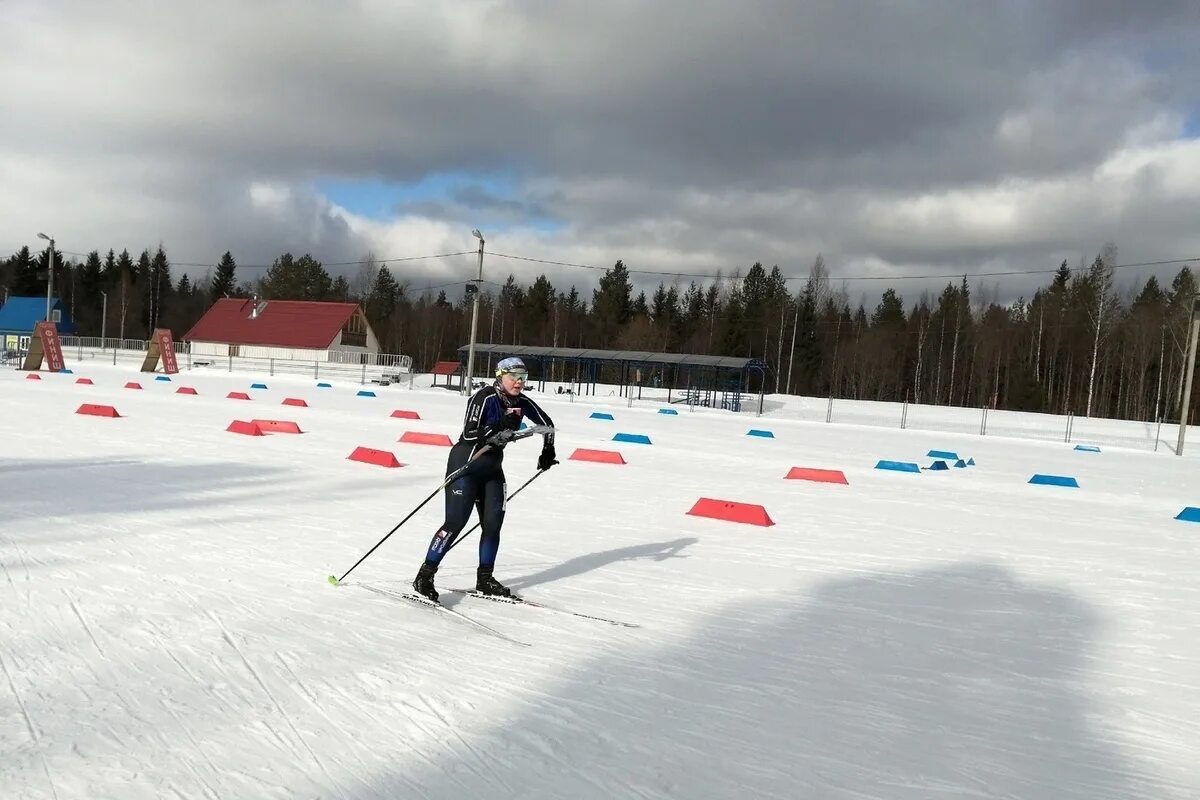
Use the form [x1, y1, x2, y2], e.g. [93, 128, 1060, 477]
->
[156, 328, 179, 374]
[36, 322, 65, 372]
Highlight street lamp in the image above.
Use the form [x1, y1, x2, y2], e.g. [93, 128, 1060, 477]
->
[37, 232, 54, 323]
[1176, 292, 1200, 456]
[463, 229, 485, 395]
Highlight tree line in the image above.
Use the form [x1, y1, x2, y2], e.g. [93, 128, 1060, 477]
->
[2, 242, 1197, 423]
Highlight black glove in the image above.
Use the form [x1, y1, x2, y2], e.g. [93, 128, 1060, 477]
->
[537, 445, 558, 471]
[500, 410, 523, 430]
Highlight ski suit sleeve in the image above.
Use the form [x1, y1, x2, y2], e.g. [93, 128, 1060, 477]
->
[462, 389, 509, 444]
[521, 397, 556, 448]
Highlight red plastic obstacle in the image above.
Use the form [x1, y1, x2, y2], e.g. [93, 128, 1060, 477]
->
[176, 387, 198, 395]
[226, 391, 252, 400]
[75, 377, 94, 385]
[390, 409, 422, 419]
[785, 467, 849, 485]
[76, 403, 121, 418]
[124, 381, 143, 389]
[251, 419, 303, 434]
[282, 397, 308, 407]
[26, 373, 41, 380]
[348, 446, 404, 468]
[226, 420, 264, 436]
[569, 448, 627, 465]
[686, 497, 775, 527]
[399, 431, 454, 446]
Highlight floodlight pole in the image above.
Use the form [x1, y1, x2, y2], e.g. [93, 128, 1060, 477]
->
[37, 232, 54, 322]
[1176, 293, 1200, 456]
[463, 229, 484, 395]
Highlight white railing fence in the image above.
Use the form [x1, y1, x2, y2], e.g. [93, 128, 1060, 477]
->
[55, 336, 413, 386]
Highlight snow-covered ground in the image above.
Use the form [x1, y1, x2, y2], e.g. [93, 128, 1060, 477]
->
[2, 362, 1198, 799]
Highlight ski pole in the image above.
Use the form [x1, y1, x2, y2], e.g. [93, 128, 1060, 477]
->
[327, 445, 492, 586]
[442, 467, 548, 556]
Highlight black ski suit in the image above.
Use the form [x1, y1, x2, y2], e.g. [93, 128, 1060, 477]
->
[422, 383, 555, 568]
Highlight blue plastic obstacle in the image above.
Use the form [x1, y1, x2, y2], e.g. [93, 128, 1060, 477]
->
[1029, 474, 1079, 488]
[928, 449, 959, 460]
[316, 382, 332, 388]
[251, 382, 268, 389]
[954, 459, 968, 468]
[875, 460, 920, 473]
[967, 458, 976, 466]
[1176, 507, 1200, 523]
[928, 460, 949, 471]
[155, 375, 172, 382]
[747, 429, 775, 438]
[1074, 445, 1101, 453]
[59, 368, 73, 374]
[613, 433, 652, 445]
[658, 408, 679, 415]
[357, 390, 376, 397]
[590, 412, 615, 421]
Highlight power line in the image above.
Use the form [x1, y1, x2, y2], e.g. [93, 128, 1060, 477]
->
[6, 239, 1195, 284]
[485, 250, 1199, 283]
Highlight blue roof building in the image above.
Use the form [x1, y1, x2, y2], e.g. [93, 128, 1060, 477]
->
[0, 296, 76, 348]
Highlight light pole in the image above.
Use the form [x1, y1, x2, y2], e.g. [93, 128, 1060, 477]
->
[37, 232, 54, 322]
[101, 290, 108, 349]
[463, 229, 485, 395]
[1176, 293, 1200, 456]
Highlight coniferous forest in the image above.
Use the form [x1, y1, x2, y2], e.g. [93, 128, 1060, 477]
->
[2, 243, 1197, 424]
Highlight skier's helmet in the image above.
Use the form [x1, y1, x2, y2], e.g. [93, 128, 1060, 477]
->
[495, 356, 528, 378]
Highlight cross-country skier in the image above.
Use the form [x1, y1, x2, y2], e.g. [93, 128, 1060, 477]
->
[412, 356, 557, 602]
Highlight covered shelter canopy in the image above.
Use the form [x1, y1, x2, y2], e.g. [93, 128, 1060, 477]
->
[456, 343, 765, 411]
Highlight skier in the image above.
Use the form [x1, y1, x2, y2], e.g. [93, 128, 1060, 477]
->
[412, 357, 557, 602]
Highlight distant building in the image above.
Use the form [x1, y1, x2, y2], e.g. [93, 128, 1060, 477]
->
[0, 296, 76, 352]
[184, 298, 380, 361]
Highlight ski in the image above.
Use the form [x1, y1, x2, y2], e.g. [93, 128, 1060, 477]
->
[447, 588, 640, 628]
[353, 582, 532, 647]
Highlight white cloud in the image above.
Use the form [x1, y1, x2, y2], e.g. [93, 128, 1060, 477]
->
[1, 1, 1198, 307]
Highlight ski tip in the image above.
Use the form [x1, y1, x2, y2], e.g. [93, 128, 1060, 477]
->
[327, 575, 340, 586]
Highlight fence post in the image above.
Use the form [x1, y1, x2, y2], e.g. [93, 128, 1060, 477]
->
[826, 394, 833, 423]
[979, 407, 988, 436]
[314, 361, 318, 379]
[1154, 415, 1163, 452]
[361, 363, 366, 384]
[228, 353, 232, 372]
[901, 399, 908, 430]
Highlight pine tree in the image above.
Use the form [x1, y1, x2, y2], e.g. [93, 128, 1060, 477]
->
[591, 260, 634, 347]
[9, 246, 39, 295]
[211, 252, 237, 298]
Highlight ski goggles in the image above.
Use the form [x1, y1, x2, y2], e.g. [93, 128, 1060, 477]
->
[499, 371, 529, 382]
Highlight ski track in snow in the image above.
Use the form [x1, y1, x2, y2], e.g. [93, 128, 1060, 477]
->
[1, 363, 1199, 798]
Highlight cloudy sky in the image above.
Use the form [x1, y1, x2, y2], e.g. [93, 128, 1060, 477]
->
[3, 1, 1199, 307]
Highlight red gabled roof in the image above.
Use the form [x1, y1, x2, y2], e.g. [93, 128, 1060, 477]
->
[184, 298, 360, 349]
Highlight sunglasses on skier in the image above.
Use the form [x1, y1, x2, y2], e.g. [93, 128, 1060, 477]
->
[501, 371, 529, 382]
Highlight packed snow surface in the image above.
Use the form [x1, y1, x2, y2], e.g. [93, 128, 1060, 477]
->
[2, 364, 1198, 799]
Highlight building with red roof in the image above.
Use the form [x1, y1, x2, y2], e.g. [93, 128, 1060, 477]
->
[184, 298, 379, 361]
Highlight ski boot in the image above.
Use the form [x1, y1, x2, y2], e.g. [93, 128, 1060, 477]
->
[412, 561, 440, 602]
[476, 566, 512, 597]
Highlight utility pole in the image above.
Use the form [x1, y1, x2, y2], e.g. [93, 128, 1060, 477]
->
[37, 232, 54, 322]
[1176, 293, 1200, 456]
[463, 229, 485, 394]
